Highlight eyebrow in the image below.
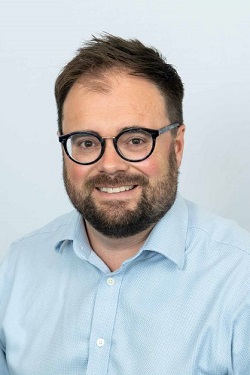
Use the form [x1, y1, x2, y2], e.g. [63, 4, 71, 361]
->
[68, 125, 147, 136]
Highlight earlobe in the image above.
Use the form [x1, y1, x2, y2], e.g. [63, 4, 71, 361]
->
[175, 124, 185, 167]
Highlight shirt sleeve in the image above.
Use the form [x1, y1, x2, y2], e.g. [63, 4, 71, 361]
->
[231, 291, 250, 374]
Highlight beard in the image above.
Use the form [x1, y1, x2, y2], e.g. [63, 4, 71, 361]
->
[63, 143, 179, 238]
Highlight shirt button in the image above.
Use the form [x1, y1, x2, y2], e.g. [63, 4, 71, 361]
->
[96, 338, 105, 347]
[107, 277, 115, 286]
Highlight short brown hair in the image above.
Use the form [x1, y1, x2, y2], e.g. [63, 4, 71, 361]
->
[55, 34, 184, 134]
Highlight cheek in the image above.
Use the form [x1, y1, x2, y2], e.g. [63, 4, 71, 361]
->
[64, 158, 90, 185]
[136, 154, 168, 180]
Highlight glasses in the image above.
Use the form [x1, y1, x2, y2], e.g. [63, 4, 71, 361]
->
[58, 122, 180, 165]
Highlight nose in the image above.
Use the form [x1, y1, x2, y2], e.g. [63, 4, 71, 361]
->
[97, 138, 129, 174]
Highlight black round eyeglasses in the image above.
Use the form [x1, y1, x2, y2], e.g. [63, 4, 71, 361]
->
[58, 122, 180, 165]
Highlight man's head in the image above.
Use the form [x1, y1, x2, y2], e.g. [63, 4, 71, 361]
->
[55, 34, 185, 238]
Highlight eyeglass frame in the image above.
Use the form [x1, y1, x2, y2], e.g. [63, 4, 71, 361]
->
[58, 122, 180, 165]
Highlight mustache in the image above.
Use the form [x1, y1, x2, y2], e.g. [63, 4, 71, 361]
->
[84, 173, 149, 189]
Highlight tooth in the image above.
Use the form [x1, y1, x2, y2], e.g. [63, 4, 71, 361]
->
[99, 186, 134, 193]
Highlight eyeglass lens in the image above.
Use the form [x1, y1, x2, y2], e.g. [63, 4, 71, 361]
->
[66, 129, 154, 164]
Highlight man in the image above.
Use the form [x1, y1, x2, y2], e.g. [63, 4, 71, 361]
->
[1, 34, 250, 375]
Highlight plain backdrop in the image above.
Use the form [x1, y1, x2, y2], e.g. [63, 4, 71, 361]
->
[1, 0, 250, 262]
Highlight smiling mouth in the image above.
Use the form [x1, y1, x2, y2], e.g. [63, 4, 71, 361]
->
[97, 185, 136, 194]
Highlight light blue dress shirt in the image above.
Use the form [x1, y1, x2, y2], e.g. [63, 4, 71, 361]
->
[1, 195, 250, 375]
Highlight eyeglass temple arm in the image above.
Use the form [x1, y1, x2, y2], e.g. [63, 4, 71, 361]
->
[158, 122, 180, 135]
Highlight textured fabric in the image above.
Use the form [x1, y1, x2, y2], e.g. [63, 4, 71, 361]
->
[1, 195, 250, 375]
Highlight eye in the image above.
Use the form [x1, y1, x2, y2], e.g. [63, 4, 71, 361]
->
[129, 137, 146, 145]
[70, 135, 100, 150]
[119, 131, 151, 148]
[79, 139, 95, 148]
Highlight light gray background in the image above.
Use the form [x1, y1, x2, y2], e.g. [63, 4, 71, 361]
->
[1, 0, 250, 261]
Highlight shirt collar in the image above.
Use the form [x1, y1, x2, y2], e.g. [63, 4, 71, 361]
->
[142, 194, 188, 269]
[54, 210, 91, 257]
[55, 194, 188, 269]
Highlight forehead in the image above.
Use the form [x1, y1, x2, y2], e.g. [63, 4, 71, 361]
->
[62, 72, 168, 133]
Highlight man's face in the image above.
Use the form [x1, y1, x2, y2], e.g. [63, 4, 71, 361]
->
[62, 72, 185, 238]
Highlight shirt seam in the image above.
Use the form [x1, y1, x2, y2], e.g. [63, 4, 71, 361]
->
[14, 222, 71, 242]
[187, 225, 250, 256]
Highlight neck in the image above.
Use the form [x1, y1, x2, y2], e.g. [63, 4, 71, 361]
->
[85, 221, 154, 271]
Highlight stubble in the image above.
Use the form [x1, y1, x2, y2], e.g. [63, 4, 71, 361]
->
[63, 143, 178, 238]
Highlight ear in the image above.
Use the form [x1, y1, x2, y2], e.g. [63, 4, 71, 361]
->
[174, 124, 185, 168]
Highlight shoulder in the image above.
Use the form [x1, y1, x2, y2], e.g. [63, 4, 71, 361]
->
[185, 199, 250, 256]
[15, 210, 77, 241]
[2, 210, 79, 264]
[21, 210, 77, 238]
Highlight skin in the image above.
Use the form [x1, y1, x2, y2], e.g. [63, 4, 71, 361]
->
[61, 71, 185, 271]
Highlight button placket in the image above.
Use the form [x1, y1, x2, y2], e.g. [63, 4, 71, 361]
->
[86, 272, 124, 375]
